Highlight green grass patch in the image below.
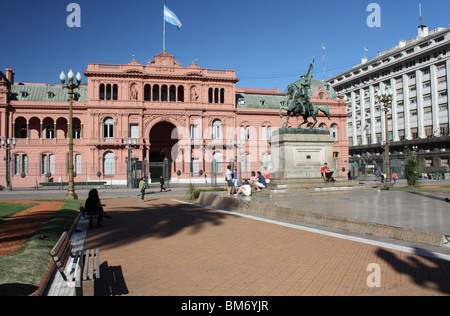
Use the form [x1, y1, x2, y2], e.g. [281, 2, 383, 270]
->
[185, 184, 226, 200]
[0, 199, 82, 296]
[390, 185, 450, 193]
[0, 202, 38, 221]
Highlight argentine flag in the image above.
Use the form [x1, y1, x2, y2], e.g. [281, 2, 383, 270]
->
[164, 5, 182, 29]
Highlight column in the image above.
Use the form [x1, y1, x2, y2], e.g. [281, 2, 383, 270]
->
[359, 88, 367, 145]
[446, 59, 450, 135]
[390, 78, 400, 142]
[402, 74, 412, 140]
[430, 63, 440, 136]
[369, 85, 377, 144]
[379, 82, 387, 145]
[350, 91, 357, 146]
[415, 69, 426, 139]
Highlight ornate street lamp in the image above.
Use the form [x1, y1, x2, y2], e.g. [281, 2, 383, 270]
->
[376, 86, 393, 185]
[60, 69, 82, 200]
[1, 137, 16, 191]
[124, 138, 137, 188]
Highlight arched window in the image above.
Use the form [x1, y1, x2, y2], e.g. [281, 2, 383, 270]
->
[212, 119, 222, 139]
[161, 85, 168, 102]
[75, 154, 82, 175]
[106, 84, 112, 100]
[169, 85, 176, 102]
[103, 151, 115, 175]
[212, 151, 223, 173]
[23, 154, 28, 174]
[208, 88, 213, 103]
[113, 84, 118, 100]
[177, 85, 184, 102]
[99, 83, 105, 100]
[220, 88, 225, 103]
[214, 88, 219, 103]
[261, 126, 267, 141]
[13, 154, 20, 175]
[144, 84, 151, 101]
[330, 124, 338, 139]
[103, 117, 114, 138]
[49, 154, 55, 174]
[246, 126, 251, 140]
[261, 152, 268, 169]
[153, 85, 160, 101]
[240, 125, 245, 140]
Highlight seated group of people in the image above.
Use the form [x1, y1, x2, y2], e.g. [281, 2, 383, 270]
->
[234, 171, 267, 197]
[233, 163, 336, 198]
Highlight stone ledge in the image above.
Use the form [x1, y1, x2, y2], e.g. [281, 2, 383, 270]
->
[198, 191, 448, 247]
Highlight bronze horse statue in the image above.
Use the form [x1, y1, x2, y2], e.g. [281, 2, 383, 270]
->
[279, 83, 331, 129]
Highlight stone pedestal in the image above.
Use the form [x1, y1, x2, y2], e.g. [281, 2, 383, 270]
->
[269, 128, 335, 180]
[263, 128, 359, 198]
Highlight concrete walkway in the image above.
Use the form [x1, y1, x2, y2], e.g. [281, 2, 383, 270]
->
[78, 191, 450, 296]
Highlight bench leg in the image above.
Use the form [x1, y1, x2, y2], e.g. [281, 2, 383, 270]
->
[75, 280, 83, 296]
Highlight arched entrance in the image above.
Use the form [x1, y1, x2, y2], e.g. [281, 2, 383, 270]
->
[149, 121, 178, 182]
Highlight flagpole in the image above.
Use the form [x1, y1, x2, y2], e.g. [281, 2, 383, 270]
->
[322, 44, 325, 80]
[163, 1, 166, 52]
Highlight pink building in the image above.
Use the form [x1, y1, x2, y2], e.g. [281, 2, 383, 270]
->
[0, 52, 348, 189]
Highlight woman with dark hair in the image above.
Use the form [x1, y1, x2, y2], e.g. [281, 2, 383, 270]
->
[84, 189, 109, 227]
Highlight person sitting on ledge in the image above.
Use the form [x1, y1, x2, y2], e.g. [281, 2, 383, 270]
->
[235, 180, 252, 197]
[321, 163, 336, 182]
[255, 171, 267, 191]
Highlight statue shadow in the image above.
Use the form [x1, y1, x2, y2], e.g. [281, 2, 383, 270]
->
[376, 248, 450, 294]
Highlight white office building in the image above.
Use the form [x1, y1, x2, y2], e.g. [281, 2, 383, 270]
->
[328, 25, 450, 178]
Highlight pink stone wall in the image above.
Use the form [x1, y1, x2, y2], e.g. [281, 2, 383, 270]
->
[0, 53, 348, 188]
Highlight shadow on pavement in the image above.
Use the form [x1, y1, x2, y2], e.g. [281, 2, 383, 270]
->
[376, 248, 450, 294]
[94, 262, 128, 296]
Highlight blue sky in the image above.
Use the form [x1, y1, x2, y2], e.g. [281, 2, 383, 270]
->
[2, 0, 450, 90]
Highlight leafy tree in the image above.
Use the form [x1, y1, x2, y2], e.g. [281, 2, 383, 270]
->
[403, 146, 419, 186]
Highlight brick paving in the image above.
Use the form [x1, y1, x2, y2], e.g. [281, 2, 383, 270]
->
[82, 195, 450, 296]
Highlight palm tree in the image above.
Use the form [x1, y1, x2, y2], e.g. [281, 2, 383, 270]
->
[403, 146, 419, 186]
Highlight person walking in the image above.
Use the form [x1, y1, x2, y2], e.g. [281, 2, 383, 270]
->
[392, 172, 397, 184]
[160, 175, 167, 192]
[139, 177, 146, 201]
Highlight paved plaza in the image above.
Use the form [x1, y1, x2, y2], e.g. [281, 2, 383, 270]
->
[2, 181, 450, 297]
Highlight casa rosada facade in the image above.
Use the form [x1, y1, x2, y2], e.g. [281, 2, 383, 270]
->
[0, 52, 349, 188]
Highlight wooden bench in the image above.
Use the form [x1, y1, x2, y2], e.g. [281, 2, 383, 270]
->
[80, 205, 99, 229]
[50, 231, 100, 296]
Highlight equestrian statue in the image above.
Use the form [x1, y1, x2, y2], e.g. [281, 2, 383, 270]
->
[279, 56, 331, 129]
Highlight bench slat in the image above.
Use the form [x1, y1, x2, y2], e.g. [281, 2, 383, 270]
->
[82, 249, 89, 281]
[50, 231, 68, 258]
[71, 250, 83, 282]
[95, 248, 100, 279]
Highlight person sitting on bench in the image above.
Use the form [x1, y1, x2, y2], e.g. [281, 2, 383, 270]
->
[84, 189, 110, 227]
[321, 163, 336, 182]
